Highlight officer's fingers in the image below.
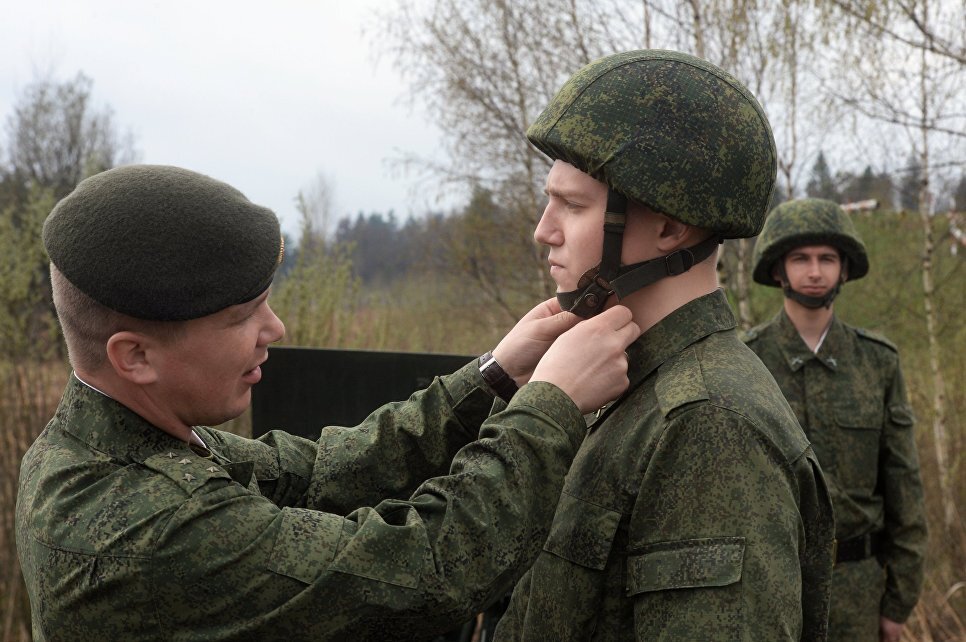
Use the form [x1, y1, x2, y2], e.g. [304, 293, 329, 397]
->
[529, 307, 581, 340]
[549, 309, 581, 332]
[592, 304, 633, 330]
[542, 297, 563, 316]
[616, 320, 641, 346]
[522, 297, 562, 321]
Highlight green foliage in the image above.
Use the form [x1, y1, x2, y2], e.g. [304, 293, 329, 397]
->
[270, 239, 360, 349]
[422, 186, 549, 325]
[0, 186, 60, 361]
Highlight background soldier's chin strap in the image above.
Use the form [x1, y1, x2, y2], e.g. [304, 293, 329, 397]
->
[556, 189, 722, 318]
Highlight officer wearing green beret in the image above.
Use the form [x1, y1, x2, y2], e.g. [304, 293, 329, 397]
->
[495, 50, 835, 641]
[16, 164, 640, 640]
[744, 198, 927, 642]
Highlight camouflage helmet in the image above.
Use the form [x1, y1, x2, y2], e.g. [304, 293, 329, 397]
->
[527, 49, 777, 239]
[752, 198, 869, 286]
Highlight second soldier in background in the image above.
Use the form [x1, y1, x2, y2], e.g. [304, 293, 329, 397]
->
[745, 198, 927, 642]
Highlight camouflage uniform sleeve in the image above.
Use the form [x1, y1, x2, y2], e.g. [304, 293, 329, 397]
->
[627, 404, 830, 641]
[878, 356, 927, 622]
[303, 359, 500, 514]
[207, 360, 497, 512]
[155, 380, 584, 639]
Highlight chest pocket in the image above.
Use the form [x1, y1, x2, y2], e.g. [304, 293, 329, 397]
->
[542, 492, 621, 570]
[834, 405, 883, 494]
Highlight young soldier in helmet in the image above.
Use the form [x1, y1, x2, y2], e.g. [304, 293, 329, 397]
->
[495, 50, 834, 641]
[744, 198, 927, 642]
[17, 165, 639, 640]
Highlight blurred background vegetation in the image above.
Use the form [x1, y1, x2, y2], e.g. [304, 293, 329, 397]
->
[1, 1, 964, 640]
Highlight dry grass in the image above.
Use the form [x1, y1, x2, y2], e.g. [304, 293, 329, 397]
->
[1, 361, 68, 642]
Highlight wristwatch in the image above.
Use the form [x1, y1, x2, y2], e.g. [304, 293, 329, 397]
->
[478, 350, 519, 403]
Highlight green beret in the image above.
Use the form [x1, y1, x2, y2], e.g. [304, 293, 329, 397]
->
[43, 165, 284, 321]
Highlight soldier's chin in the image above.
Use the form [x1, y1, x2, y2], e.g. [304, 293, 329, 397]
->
[551, 277, 572, 293]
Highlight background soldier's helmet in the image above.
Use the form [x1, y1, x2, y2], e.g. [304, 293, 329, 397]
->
[527, 49, 777, 239]
[752, 197, 869, 286]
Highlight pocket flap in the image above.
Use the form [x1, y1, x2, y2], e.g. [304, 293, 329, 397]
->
[626, 537, 744, 596]
[543, 492, 621, 570]
[888, 404, 914, 426]
[269, 508, 344, 584]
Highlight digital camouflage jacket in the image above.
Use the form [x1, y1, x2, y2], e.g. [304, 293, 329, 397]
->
[17, 361, 585, 641]
[743, 311, 926, 624]
[496, 290, 835, 641]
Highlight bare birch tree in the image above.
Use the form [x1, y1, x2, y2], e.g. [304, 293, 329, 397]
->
[829, 0, 966, 66]
[4, 72, 137, 199]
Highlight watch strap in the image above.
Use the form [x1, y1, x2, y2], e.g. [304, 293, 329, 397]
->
[478, 351, 519, 403]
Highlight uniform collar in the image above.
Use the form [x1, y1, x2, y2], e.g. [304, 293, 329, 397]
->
[626, 289, 737, 389]
[776, 311, 841, 372]
[58, 374, 209, 464]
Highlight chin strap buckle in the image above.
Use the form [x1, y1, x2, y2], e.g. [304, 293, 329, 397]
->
[664, 248, 695, 276]
[556, 266, 614, 318]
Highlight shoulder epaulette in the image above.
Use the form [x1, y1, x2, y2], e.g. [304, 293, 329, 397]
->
[740, 319, 773, 344]
[854, 327, 898, 352]
[142, 450, 232, 495]
[655, 347, 710, 418]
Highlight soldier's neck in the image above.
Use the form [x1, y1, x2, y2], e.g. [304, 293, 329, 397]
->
[619, 262, 719, 334]
[784, 299, 834, 352]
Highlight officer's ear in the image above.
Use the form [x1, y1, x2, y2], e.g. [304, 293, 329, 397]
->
[106, 331, 159, 385]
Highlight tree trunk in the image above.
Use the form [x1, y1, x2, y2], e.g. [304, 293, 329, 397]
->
[916, 35, 955, 531]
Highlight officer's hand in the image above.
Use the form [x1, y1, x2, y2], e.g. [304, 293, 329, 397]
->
[880, 616, 903, 642]
[530, 305, 638, 414]
[492, 298, 581, 386]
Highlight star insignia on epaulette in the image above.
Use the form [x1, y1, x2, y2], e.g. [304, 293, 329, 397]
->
[206, 466, 219, 473]
[178, 458, 192, 465]
[183, 473, 195, 482]
[166, 452, 176, 458]
[826, 357, 837, 367]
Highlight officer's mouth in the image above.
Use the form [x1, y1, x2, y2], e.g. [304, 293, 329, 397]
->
[242, 359, 266, 384]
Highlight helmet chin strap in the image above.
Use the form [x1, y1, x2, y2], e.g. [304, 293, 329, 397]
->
[556, 189, 721, 318]
[777, 263, 844, 309]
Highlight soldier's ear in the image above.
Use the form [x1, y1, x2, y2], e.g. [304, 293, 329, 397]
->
[771, 262, 785, 286]
[106, 331, 159, 385]
[654, 214, 693, 252]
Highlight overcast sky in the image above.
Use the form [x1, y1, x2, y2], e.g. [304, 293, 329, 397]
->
[0, 0, 448, 239]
